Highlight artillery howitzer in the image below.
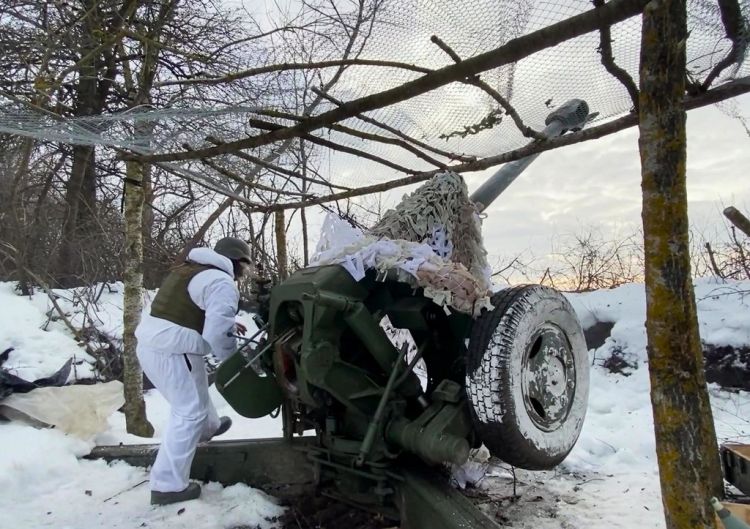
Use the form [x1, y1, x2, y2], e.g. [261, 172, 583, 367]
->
[94, 99, 593, 528]
[215, 100, 593, 517]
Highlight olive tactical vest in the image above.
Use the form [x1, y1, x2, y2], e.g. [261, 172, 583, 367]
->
[150, 262, 226, 333]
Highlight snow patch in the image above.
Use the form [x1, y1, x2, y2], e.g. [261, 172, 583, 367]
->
[2, 278, 750, 528]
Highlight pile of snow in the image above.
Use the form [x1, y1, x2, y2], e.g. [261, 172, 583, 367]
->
[1, 278, 749, 528]
[0, 282, 97, 382]
[0, 422, 283, 529]
[0, 281, 283, 529]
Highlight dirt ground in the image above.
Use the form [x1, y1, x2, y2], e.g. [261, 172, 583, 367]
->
[460, 464, 580, 528]
[269, 458, 584, 529]
[275, 494, 394, 529]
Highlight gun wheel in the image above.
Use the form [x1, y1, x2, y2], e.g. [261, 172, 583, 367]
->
[466, 285, 589, 470]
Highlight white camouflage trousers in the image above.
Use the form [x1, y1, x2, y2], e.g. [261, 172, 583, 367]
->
[136, 347, 220, 492]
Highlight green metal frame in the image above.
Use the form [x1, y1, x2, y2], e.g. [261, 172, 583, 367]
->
[88, 437, 315, 500]
[214, 264, 481, 517]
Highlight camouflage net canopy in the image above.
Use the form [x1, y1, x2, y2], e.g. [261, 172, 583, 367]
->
[313, 172, 493, 315]
[0, 0, 748, 198]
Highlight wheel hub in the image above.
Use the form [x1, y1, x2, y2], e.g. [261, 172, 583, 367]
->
[521, 324, 576, 432]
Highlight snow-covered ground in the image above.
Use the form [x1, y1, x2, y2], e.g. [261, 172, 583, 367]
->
[466, 280, 750, 528]
[1, 278, 749, 528]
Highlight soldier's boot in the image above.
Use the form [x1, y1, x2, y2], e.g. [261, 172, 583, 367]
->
[213, 416, 232, 438]
[151, 483, 201, 506]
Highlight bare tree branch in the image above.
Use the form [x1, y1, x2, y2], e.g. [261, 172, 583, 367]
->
[131, 0, 651, 163]
[254, 105, 448, 168]
[301, 133, 422, 174]
[724, 206, 750, 237]
[701, 0, 748, 91]
[730, 226, 750, 278]
[593, 0, 640, 111]
[154, 58, 432, 87]
[229, 115, 424, 174]
[311, 88, 476, 162]
[44, 1, 140, 97]
[195, 154, 314, 199]
[328, 124, 448, 169]
[239, 74, 750, 212]
[147, 157, 265, 207]
[704, 242, 725, 279]
[430, 34, 544, 139]
[205, 137, 351, 190]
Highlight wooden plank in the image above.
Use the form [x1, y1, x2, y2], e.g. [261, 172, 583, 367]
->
[725, 444, 750, 460]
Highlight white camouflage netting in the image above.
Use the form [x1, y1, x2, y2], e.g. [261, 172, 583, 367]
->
[0, 1, 748, 193]
[312, 172, 494, 315]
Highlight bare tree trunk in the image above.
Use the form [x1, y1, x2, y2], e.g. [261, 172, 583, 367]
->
[122, 159, 154, 437]
[7, 138, 35, 294]
[174, 196, 235, 265]
[300, 206, 309, 267]
[118, 0, 177, 436]
[275, 209, 288, 280]
[56, 1, 101, 286]
[300, 139, 310, 266]
[57, 144, 97, 286]
[54, 0, 136, 287]
[142, 165, 159, 288]
[638, 2, 723, 528]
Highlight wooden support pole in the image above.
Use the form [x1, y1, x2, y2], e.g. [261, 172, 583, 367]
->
[723, 206, 750, 237]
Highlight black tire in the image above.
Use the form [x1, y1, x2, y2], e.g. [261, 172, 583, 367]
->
[466, 285, 589, 470]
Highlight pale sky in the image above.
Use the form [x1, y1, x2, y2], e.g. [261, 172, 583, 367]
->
[470, 95, 750, 265]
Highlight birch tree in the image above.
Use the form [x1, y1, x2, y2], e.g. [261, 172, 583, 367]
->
[118, 1, 181, 437]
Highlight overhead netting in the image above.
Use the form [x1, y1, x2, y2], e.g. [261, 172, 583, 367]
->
[1, 0, 748, 197]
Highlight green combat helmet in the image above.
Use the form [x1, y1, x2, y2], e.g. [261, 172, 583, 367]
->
[711, 498, 750, 529]
[214, 237, 252, 263]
